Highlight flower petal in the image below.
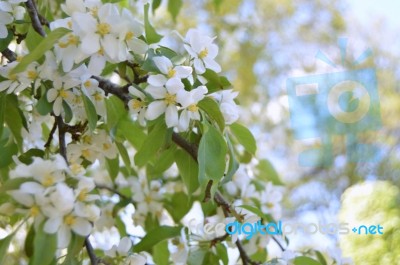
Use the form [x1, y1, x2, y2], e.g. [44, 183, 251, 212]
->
[145, 101, 166, 120]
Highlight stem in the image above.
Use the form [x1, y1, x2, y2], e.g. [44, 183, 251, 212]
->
[25, 0, 46, 37]
[85, 238, 98, 265]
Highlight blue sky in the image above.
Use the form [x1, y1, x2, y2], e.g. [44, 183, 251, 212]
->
[347, 0, 400, 29]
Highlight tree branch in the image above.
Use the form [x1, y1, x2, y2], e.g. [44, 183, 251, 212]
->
[95, 77, 261, 265]
[1, 48, 17, 62]
[25, 0, 46, 37]
[85, 237, 98, 265]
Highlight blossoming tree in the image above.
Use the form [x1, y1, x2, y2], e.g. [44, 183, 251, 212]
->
[0, 0, 352, 264]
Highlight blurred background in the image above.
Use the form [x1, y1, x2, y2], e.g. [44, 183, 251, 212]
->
[149, 0, 400, 264]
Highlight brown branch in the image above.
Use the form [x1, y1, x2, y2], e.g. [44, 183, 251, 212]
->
[44, 118, 57, 148]
[96, 185, 129, 200]
[25, 0, 46, 37]
[1, 48, 17, 62]
[55, 115, 68, 163]
[85, 238, 98, 265]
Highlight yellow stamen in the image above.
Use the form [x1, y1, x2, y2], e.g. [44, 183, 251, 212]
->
[30, 205, 40, 217]
[164, 93, 176, 105]
[67, 20, 72, 29]
[125, 31, 134, 41]
[103, 143, 111, 150]
[199, 48, 208, 59]
[82, 149, 91, 160]
[59, 34, 79, 48]
[78, 188, 88, 201]
[84, 80, 91, 88]
[27, 70, 37, 80]
[131, 99, 143, 110]
[93, 92, 103, 101]
[188, 104, 198, 112]
[64, 214, 76, 226]
[42, 174, 55, 187]
[97, 23, 111, 36]
[98, 48, 104, 56]
[83, 135, 92, 144]
[59, 90, 69, 99]
[91, 7, 99, 17]
[167, 68, 176, 78]
[9, 74, 17, 81]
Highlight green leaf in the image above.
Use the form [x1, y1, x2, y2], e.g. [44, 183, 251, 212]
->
[175, 149, 199, 194]
[198, 123, 227, 185]
[0, 29, 14, 52]
[5, 94, 24, 147]
[144, 4, 162, 44]
[187, 249, 207, 265]
[0, 138, 18, 169]
[222, 134, 239, 184]
[165, 192, 193, 222]
[10, 27, 71, 75]
[215, 244, 229, 265]
[24, 225, 35, 257]
[168, 0, 183, 21]
[36, 94, 53, 116]
[62, 101, 73, 123]
[133, 226, 181, 252]
[315, 251, 328, 265]
[63, 234, 85, 264]
[116, 142, 131, 173]
[230, 123, 257, 155]
[0, 93, 5, 139]
[31, 223, 57, 265]
[153, 240, 169, 265]
[82, 94, 98, 131]
[106, 155, 120, 180]
[198, 97, 225, 131]
[238, 205, 275, 223]
[18, 149, 45, 164]
[0, 177, 31, 193]
[294, 256, 321, 265]
[202, 69, 232, 93]
[134, 120, 167, 167]
[257, 159, 283, 185]
[106, 95, 126, 130]
[116, 116, 146, 149]
[152, 0, 162, 13]
[151, 146, 176, 175]
[0, 234, 13, 264]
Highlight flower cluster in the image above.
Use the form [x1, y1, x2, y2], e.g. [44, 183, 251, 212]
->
[4, 155, 100, 248]
[0, 0, 26, 38]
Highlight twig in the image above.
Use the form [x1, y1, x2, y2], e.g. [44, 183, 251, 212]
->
[96, 185, 129, 200]
[1, 48, 17, 62]
[25, 0, 46, 37]
[85, 238, 98, 265]
[236, 240, 261, 265]
[44, 119, 57, 148]
[272, 236, 285, 252]
[55, 115, 68, 163]
[92, 76, 131, 105]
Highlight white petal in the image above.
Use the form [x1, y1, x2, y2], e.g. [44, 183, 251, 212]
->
[146, 85, 166, 99]
[117, 237, 132, 254]
[20, 182, 44, 194]
[47, 88, 58, 102]
[165, 105, 178, 128]
[88, 54, 106, 76]
[194, 59, 206, 74]
[165, 78, 183, 94]
[179, 110, 190, 131]
[57, 224, 72, 249]
[44, 217, 62, 234]
[153, 56, 172, 75]
[148, 75, 167, 87]
[145, 101, 166, 120]
[174, 66, 192, 78]
[128, 86, 145, 99]
[71, 218, 92, 236]
[53, 97, 63, 116]
[9, 191, 33, 207]
[80, 34, 100, 55]
[204, 57, 221, 73]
